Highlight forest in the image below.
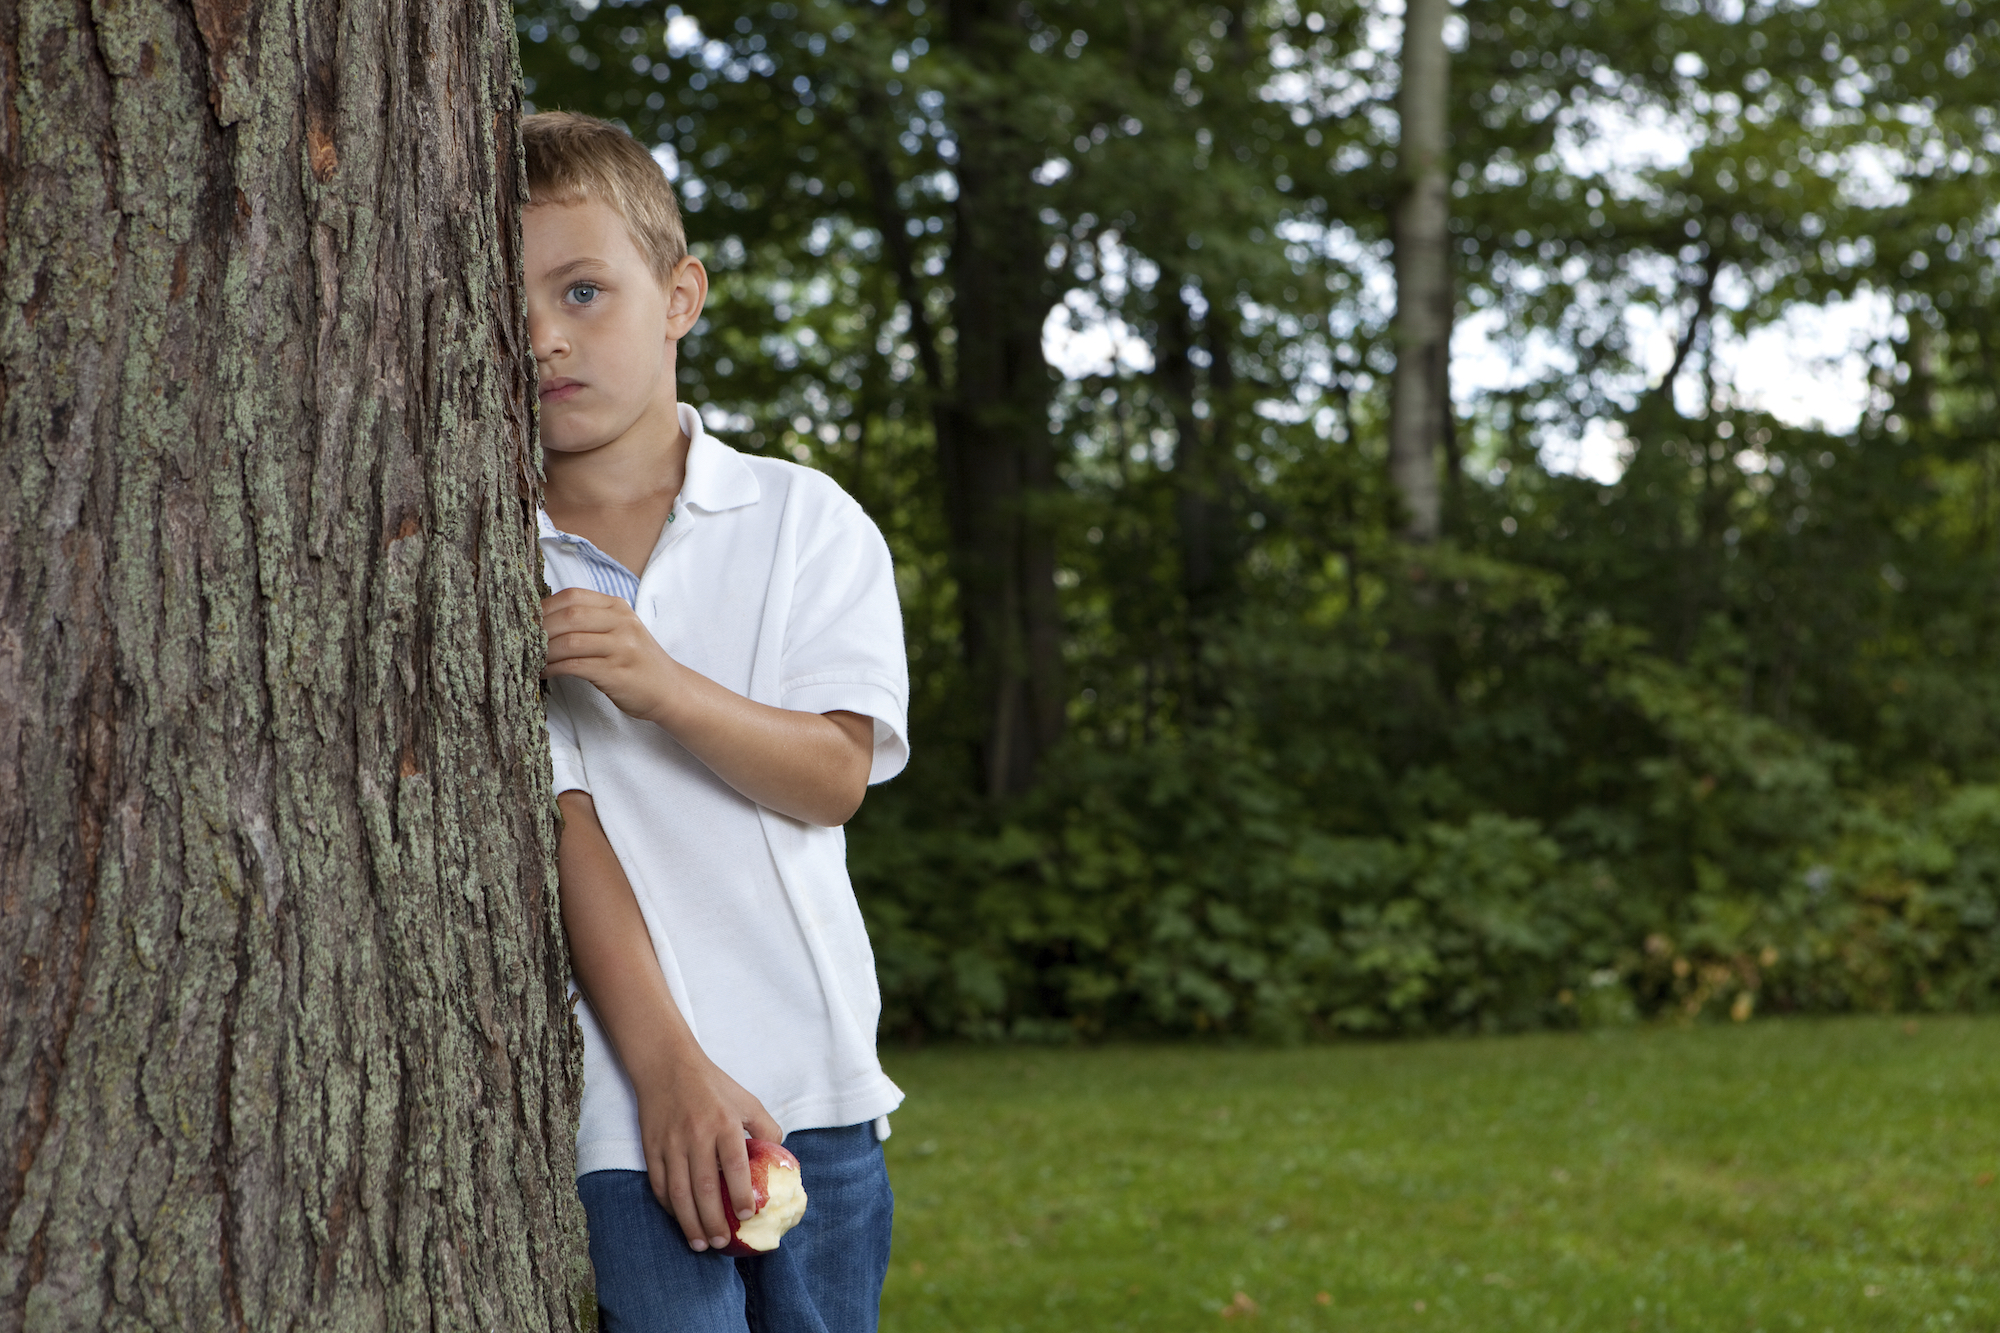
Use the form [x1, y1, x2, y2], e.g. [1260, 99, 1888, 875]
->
[516, 0, 2000, 1042]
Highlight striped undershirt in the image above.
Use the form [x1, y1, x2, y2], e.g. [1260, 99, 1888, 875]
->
[544, 526, 647, 607]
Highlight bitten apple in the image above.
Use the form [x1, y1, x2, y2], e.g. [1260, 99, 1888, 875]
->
[718, 1138, 809, 1256]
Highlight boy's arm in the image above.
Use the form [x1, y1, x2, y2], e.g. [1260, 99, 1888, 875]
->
[557, 788, 783, 1251]
[543, 588, 874, 825]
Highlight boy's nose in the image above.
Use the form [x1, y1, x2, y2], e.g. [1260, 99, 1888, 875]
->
[529, 322, 568, 362]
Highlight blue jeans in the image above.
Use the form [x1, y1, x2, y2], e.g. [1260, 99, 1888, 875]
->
[579, 1124, 893, 1333]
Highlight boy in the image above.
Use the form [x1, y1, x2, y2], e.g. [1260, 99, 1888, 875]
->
[523, 111, 907, 1332]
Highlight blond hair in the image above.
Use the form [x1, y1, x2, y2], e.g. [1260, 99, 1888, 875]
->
[521, 111, 687, 281]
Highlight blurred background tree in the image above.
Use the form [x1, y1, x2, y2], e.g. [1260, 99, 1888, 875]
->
[517, 0, 2000, 1039]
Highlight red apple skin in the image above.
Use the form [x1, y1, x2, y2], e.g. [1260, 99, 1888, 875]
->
[718, 1138, 804, 1257]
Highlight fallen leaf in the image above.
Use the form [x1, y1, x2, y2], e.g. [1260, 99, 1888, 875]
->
[1219, 1290, 1259, 1319]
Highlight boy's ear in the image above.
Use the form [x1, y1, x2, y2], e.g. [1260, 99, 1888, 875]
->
[664, 256, 708, 340]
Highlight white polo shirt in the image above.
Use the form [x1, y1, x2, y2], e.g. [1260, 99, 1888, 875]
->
[542, 404, 907, 1176]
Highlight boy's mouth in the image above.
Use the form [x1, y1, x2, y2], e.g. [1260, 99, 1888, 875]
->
[539, 376, 583, 403]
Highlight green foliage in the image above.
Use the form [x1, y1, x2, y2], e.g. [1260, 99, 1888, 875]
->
[518, 0, 2000, 1037]
[1623, 783, 2000, 1022]
[858, 736, 1606, 1040]
[854, 658, 2000, 1041]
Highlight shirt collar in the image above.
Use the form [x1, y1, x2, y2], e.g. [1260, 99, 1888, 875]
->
[678, 403, 761, 513]
[535, 403, 760, 541]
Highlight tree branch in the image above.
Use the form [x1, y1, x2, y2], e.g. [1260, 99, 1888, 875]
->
[1654, 252, 1721, 410]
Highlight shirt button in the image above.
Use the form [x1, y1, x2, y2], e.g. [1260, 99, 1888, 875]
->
[560, 542, 579, 553]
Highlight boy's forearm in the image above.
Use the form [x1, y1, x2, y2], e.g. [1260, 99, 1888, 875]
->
[642, 659, 872, 826]
[555, 789, 784, 1251]
[557, 790, 703, 1082]
[541, 589, 874, 825]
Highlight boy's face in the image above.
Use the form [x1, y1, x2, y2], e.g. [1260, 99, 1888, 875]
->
[523, 198, 707, 457]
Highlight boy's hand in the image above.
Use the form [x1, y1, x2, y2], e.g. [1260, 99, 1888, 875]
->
[544, 586, 873, 825]
[542, 588, 677, 723]
[631, 1047, 785, 1253]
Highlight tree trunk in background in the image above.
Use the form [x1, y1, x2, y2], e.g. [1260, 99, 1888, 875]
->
[941, 0, 1065, 801]
[1158, 279, 1238, 712]
[1389, 0, 1452, 543]
[0, 3, 582, 1329]
[1181, 2, 1245, 627]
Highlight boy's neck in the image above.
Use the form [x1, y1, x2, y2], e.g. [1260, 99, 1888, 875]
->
[544, 395, 690, 520]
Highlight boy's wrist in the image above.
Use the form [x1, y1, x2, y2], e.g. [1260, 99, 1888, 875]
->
[624, 1028, 709, 1092]
[638, 653, 691, 734]
[640, 653, 713, 740]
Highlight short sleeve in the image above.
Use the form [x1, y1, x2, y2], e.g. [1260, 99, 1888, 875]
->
[545, 681, 592, 796]
[780, 490, 910, 784]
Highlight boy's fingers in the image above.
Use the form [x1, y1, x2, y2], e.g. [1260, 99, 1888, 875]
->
[746, 1107, 783, 1144]
[689, 1149, 733, 1248]
[663, 1153, 709, 1251]
[718, 1132, 756, 1224]
[539, 656, 603, 684]
[542, 605, 630, 639]
[541, 587, 622, 615]
[546, 633, 647, 671]
[543, 631, 614, 663]
[645, 1152, 671, 1215]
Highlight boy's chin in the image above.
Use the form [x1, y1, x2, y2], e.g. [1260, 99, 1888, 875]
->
[542, 406, 667, 459]
[541, 421, 623, 456]
[543, 433, 612, 456]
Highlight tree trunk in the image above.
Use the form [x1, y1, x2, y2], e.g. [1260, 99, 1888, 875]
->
[940, 0, 1065, 800]
[0, 3, 583, 1329]
[1388, 0, 1451, 544]
[1182, 309, 1240, 623]
[1157, 278, 1237, 713]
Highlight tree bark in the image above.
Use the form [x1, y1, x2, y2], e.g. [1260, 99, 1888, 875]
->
[1389, 0, 1451, 544]
[1156, 277, 1238, 719]
[940, 0, 1065, 800]
[0, 2, 583, 1329]
[1160, 285, 1237, 624]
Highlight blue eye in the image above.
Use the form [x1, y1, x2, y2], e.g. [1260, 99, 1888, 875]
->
[568, 283, 600, 304]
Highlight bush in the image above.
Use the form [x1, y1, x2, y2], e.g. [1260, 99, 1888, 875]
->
[861, 737, 1627, 1041]
[1620, 785, 2000, 1021]
[853, 681, 2000, 1042]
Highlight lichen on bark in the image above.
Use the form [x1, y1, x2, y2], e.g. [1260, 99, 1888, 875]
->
[0, 1, 583, 1328]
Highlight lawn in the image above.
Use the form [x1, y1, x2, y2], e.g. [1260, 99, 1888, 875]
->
[877, 1017, 2000, 1332]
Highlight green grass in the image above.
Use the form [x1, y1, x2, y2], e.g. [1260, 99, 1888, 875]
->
[877, 1017, 2000, 1332]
